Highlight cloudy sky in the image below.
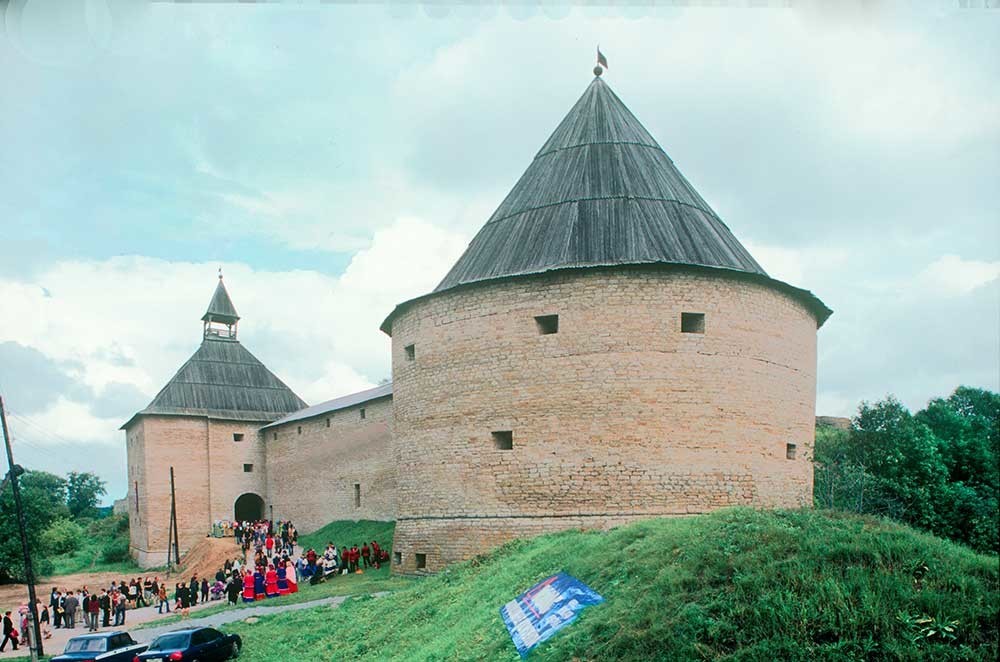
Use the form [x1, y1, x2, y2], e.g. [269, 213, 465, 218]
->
[1, 0, 997, 503]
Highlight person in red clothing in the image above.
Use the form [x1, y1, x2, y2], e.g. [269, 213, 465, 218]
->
[241, 569, 255, 603]
[371, 541, 382, 569]
[264, 564, 279, 597]
[360, 542, 371, 569]
[264, 534, 275, 559]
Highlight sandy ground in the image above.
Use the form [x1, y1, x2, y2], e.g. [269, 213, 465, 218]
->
[0, 538, 243, 658]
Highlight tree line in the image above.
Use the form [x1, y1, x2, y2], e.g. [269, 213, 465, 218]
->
[814, 386, 998, 554]
[0, 470, 124, 582]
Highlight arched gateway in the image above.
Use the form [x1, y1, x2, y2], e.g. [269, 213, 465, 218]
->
[234, 493, 265, 521]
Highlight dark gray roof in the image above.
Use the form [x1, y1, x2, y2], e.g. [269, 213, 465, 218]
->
[435, 76, 766, 292]
[202, 278, 240, 323]
[261, 382, 392, 429]
[122, 337, 307, 428]
[383, 76, 831, 332]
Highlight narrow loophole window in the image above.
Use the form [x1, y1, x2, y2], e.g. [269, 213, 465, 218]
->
[393, 551, 401, 565]
[326, 418, 331, 428]
[404, 344, 416, 361]
[492, 430, 513, 450]
[415, 553, 426, 569]
[681, 312, 705, 334]
[786, 443, 797, 460]
[354, 483, 361, 508]
[297, 426, 302, 435]
[534, 314, 559, 335]
[360, 408, 366, 420]
[272, 432, 277, 441]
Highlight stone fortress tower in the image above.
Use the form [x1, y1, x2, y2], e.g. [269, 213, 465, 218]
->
[381, 74, 832, 573]
[123, 275, 307, 567]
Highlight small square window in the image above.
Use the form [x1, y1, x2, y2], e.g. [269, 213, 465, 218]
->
[243, 464, 254, 473]
[233, 433, 244, 442]
[354, 483, 361, 508]
[404, 344, 416, 361]
[534, 314, 559, 335]
[326, 418, 331, 428]
[492, 430, 513, 450]
[360, 408, 366, 420]
[393, 551, 401, 565]
[415, 553, 426, 569]
[681, 312, 705, 334]
[786, 443, 797, 460]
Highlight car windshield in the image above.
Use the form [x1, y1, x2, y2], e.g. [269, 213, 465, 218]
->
[148, 633, 191, 650]
[64, 638, 108, 653]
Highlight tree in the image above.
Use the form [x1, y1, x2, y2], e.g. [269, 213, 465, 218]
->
[0, 470, 67, 581]
[65, 471, 107, 520]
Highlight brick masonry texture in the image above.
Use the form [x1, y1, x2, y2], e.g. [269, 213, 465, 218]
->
[389, 266, 819, 574]
[265, 396, 396, 533]
[127, 399, 396, 567]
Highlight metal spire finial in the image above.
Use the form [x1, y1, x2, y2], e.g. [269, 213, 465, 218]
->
[218, 267, 223, 280]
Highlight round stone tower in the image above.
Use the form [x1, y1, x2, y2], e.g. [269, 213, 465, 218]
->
[381, 75, 831, 574]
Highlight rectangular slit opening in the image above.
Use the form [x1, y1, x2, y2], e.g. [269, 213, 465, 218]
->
[534, 314, 559, 335]
[393, 551, 401, 565]
[360, 408, 366, 420]
[415, 553, 426, 569]
[492, 430, 513, 450]
[404, 344, 416, 361]
[354, 483, 361, 508]
[786, 443, 797, 460]
[326, 418, 331, 428]
[681, 312, 705, 334]
[297, 426, 302, 435]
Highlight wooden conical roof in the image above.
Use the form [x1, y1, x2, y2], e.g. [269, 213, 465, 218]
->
[202, 277, 240, 323]
[435, 76, 766, 292]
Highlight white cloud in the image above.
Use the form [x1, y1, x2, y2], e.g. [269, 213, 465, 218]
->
[918, 254, 1000, 295]
[0, 216, 468, 445]
[16, 398, 123, 447]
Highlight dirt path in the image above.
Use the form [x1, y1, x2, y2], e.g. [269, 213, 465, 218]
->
[0, 538, 243, 658]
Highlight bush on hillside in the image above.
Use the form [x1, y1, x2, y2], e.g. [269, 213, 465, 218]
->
[101, 537, 130, 564]
[40, 518, 86, 555]
[220, 509, 998, 661]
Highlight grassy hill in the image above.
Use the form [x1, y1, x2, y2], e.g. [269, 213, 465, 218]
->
[222, 509, 998, 661]
[296, 519, 395, 553]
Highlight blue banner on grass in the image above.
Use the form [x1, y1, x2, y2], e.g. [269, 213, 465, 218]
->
[499, 572, 604, 657]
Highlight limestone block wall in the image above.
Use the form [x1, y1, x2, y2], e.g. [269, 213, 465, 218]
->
[264, 395, 396, 534]
[126, 415, 270, 567]
[206, 419, 268, 523]
[389, 266, 819, 573]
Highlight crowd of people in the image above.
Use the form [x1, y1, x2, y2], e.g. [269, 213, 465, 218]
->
[1, 519, 390, 654]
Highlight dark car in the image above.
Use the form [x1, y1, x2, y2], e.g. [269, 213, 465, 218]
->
[51, 631, 146, 662]
[135, 627, 241, 661]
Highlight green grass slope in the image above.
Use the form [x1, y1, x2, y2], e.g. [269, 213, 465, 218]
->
[296, 519, 395, 553]
[222, 509, 998, 661]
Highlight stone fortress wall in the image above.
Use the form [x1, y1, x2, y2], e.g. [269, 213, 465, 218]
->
[388, 266, 819, 573]
[264, 395, 396, 533]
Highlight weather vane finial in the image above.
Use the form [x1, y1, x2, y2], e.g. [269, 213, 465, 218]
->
[218, 266, 223, 280]
[594, 46, 608, 77]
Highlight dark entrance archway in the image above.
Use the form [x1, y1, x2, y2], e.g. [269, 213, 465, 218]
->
[234, 493, 265, 522]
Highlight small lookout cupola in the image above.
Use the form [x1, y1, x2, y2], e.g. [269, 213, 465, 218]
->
[202, 270, 240, 340]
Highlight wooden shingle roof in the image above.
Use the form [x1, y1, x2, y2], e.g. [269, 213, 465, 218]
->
[202, 278, 240, 323]
[382, 75, 831, 332]
[122, 337, 307, 428]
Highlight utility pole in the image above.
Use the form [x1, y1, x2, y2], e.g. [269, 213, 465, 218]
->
[0, 395, 42, 660]
[166, 496, 174, 570]
[169, 466, 180, 566]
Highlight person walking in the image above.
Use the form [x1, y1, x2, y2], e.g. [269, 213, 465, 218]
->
[200, 578, 209, 604]
[86, 590, 100, 631]
[63, 591, 79, 629]
[157, 584, 170, 614]
[188, 577, 199, 606]
[38, 600, 51, 640]
[49, 588, 61, 630]
[0, 611, 18, 652]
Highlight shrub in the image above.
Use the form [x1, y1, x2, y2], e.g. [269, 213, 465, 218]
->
[40, 518, 85, 555]
[101, 537, 130, 563]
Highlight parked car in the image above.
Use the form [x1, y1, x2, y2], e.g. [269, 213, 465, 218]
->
[134, 627, 241, 661]
[51, 631, 147, 662]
